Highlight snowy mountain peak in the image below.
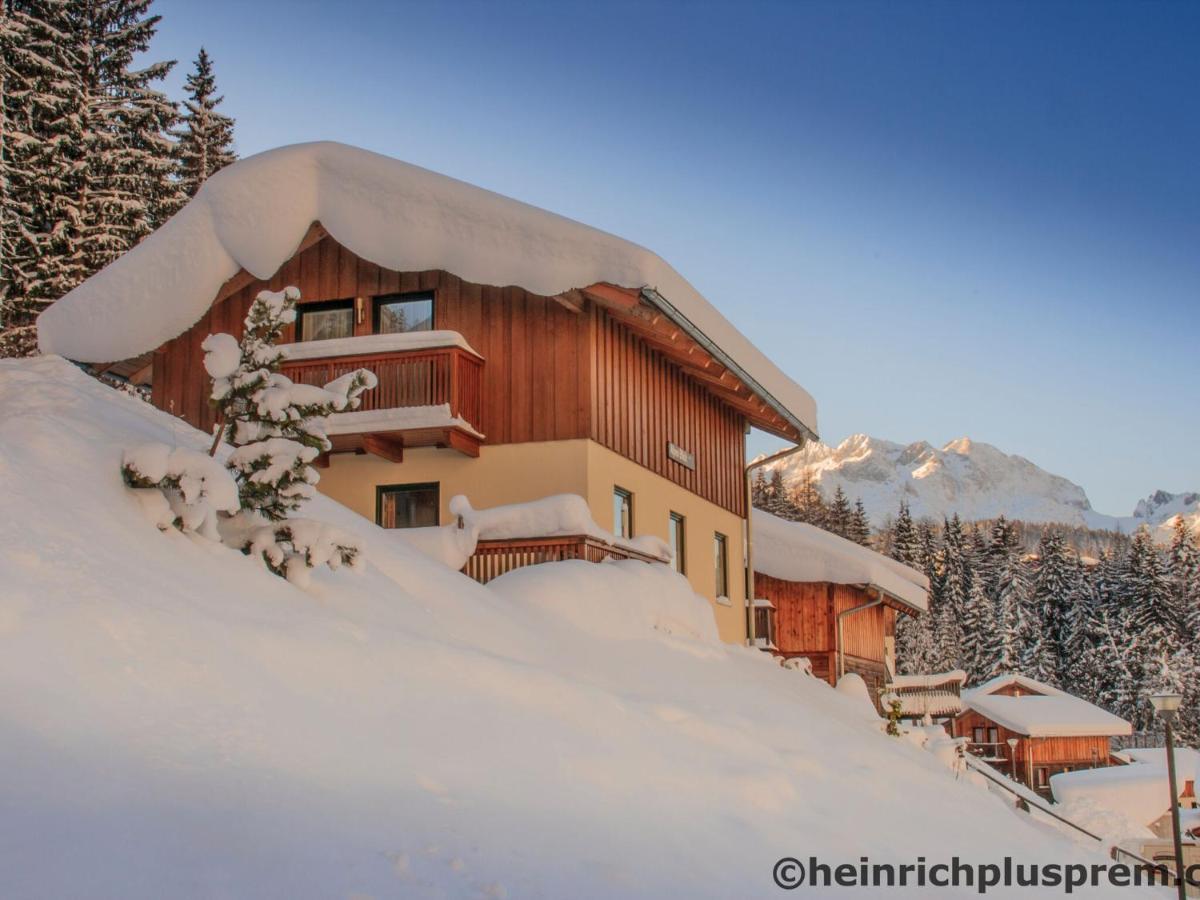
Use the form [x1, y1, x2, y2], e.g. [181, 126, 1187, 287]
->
[764, 434, 1199, 540]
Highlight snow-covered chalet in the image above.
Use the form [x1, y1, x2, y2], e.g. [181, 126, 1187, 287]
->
[37, 142, 820, 644]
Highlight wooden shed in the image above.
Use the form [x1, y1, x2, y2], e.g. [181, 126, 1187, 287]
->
[750, 509, 929, 704]
[951, 674, 1132, 795]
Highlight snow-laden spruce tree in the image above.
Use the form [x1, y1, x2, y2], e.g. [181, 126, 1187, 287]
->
[203, 287, 377, 585]
[171, 47, 235, 204]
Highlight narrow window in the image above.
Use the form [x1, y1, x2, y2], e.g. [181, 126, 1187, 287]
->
[973, 727, 985, 745]
[668, 512, 686, 574]
[1035, 767, 1048, 788]
[297, 299, 354, 342]
[754, 605, 774, 645]
[374, 292, 434, 334]
[714, 532, 729, 598]
[376, 483, 440, 529]
[987, 727, 999, 744]
[613, 487, 633, 539]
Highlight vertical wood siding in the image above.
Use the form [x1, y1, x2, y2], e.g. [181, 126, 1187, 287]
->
[152, 235, 748, 515]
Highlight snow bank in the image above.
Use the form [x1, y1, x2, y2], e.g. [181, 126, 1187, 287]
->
[752, 508, 929, 612]
[37, 141, 817, 437]
[451, 493, 672, 561]
[489, 559, 719, 644]
[1051, 766, 1172, 828]
[0, 356, 1140, 898]
[387, 521, 479, 571]
[1119, 746, 1200, 787]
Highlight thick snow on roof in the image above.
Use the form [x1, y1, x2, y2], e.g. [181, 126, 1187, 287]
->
[967, 673, 1068, 698]
[964, 694, 1131, 738]
[37, 142, 817, 436]
[889, 670, 968, 689]
[1050, 766, 1173, 827]
[0, 356, 1145, 897]
[751, 509, 928, 612]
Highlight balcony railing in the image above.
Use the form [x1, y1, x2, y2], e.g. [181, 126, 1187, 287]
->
[464, 535, 667, 584]
[284, 345, 482, 422]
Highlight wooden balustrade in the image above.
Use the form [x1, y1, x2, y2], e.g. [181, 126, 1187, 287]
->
[464, 535, 666, 584]
[282, 345, 483, 426]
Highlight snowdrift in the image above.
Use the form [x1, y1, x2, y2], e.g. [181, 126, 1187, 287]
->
[0, 357, 1137, 897]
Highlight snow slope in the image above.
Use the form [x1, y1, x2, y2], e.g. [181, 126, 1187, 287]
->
[762, 433, 1200, 537]
[0, 357, 1140, 898]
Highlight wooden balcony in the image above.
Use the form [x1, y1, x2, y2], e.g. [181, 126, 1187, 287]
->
[281, 338, 484, 460]
[464, 535, 666, 584]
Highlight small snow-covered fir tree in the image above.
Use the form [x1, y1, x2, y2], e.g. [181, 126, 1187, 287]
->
[203, 287, 377, 583]
[1123, 527, 1179, 731]
[171, 47, 235, 203]
[827, 485, 852, 538]
[889, 501, 920, 567]
[1167, 517, 1199, 640]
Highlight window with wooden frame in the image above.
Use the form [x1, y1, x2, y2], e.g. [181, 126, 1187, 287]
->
[376, 482, 440, 529]
[373, 292, 434, 334]
[714, 532, 729, 599]
[613, 487, 633, 539]
[668, 512, 686, 574]
[297, 298, 355, 342]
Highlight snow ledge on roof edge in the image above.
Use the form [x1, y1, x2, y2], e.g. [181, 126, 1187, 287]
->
[37, 141, 817, 435]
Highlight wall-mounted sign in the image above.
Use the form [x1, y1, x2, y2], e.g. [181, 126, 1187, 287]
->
[667, 441, 695, 471]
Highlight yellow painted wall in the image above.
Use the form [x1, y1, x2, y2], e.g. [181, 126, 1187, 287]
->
[315, 438, 749, 644]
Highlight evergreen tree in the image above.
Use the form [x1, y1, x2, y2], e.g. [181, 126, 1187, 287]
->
[0, 0, 80, 355]
[751, 468, 769, 509]
[171, 47, 235, 203]
[827, 485, 852, 538]
[889, 500, 920, 566]
[988, 552, 1029, 680]
[847, 499, 871, 547]
[792, 470, 827, 528]
[960, 569, 991, 683]
[933, 515, 968, 671]
[1123, 527, 1178, 732]
[1025, 529, 1076, 685]
[1166, 518, 1199, 640]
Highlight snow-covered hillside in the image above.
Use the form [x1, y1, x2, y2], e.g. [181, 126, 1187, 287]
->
[0, 357, 1139, 898]
[763, 433, 1199, 538]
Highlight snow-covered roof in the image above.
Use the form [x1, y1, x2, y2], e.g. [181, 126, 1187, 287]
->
[1050, 765, 1174, 827]
[37, 142, 817, 438]
[1117, 747, 1200, 786]
[751, 509, 928, 613]
[963, 694, 1131, 737]
[888, 670, 968, 690]
[965, 673, 1067, 699]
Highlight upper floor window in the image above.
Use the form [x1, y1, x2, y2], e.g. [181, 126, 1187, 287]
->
[374, 292, 434, 334]
[668, 512, 686, 574]
[377, 482, 439, 529]
[613, 487, 633, 539]
[298, 299, 354, 342]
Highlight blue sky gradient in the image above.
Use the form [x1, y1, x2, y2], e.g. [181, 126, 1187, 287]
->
[150, 0, 1198, 514]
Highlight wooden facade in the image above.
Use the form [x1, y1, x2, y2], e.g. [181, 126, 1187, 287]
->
[757, 573, 902, 705]
[149, 229, 759, 517]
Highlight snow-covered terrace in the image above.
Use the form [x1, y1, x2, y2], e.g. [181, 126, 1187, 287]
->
[37, 141, 818, 441]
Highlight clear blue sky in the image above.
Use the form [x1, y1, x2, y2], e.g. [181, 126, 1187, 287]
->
[150, 0, 1198, 515]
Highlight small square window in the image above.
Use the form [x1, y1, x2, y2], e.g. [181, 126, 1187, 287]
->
[613, 487, 633, 539]
[377, 483, 439, 529]
[668, 512, 686, 574]
[297, 299, 354, 342]
[374, 292, 434, 334]
[714, 532, 729, 598]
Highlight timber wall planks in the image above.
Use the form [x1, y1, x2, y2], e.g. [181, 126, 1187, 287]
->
[151, 235, 748, 515]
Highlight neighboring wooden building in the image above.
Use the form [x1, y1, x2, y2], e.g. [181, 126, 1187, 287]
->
[37, 142, 820, 644]
[951, 674, 1132, 795]
[750, 510, 928, 703]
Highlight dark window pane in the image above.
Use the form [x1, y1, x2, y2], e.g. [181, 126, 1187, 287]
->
[375, 293, 434, 334]
[378, 483, 439, 529]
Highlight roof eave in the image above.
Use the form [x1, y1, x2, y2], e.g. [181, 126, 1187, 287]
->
[640, 287, 819, 444]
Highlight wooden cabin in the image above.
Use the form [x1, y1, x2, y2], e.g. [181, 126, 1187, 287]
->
[951, 674, 1132, 795]
[749, 509, 929, 704]
[37, 142, 819, 645]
